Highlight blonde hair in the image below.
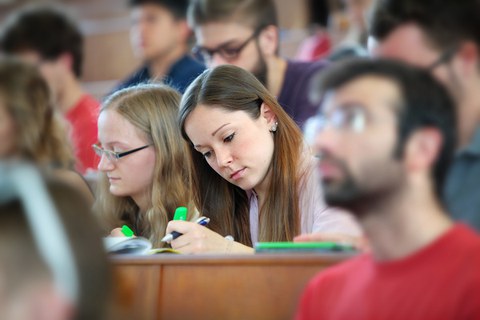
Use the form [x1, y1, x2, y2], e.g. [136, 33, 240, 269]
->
[0, 57, 74, 168]
[94, 84, 195, 247]
[179, 65, 304, 245]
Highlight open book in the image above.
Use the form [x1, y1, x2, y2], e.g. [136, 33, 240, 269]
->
[103, 237, 180, 255]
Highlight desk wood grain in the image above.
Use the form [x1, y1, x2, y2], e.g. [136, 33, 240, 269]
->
[110, 253, 352, 320]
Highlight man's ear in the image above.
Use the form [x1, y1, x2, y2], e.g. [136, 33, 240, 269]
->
[455, 40, 479, 76]
[257, 25, 278, 56]
[57, 53, 73, 72]
[176, 19, 192, 43]
[405, 128, 442, 172]
[260, 102, 277, 126]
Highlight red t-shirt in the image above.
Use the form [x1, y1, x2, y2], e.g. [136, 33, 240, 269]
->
[296, 224, 480, 320]
[65, 94, 99, 174]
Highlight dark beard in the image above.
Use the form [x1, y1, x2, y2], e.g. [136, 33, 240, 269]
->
[324, 175, 361, 207]
[251, 43, 268, 88]
[321, 153, 402, 217]
[321, 155, 373, 217]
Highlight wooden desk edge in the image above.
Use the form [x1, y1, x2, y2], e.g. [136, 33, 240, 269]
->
[110, 252, 357, 266]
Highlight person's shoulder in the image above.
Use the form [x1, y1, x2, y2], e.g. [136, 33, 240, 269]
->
[78, 94, 100, 108]
[170, 55, 206, 76]
[179, 55, 205, 70]
[438, 224, 480, 269]
[286, 58, 329, 76]
[167, 55, 206, 92]
[113, 66, 151, 92]
[450, 224, 480, 245]
[308, 253, 370, 288]
[66, 94, 99, 120]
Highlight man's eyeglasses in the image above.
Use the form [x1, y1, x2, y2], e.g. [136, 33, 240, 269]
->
[92, 144, 152, 162]
[192, 28, 263, 63]
[427, 45, 458, 71]
[312, 106, 368, 134]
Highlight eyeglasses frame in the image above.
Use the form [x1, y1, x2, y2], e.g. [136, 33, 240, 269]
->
[92, 143, 152, 161]
[192, 27, 264, 62]
[427, 45, 459, 71]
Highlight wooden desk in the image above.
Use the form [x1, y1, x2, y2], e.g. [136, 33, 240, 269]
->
[110, 253, 352, 320]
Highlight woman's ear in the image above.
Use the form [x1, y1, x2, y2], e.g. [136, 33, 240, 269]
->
[260, 102, 277, 126]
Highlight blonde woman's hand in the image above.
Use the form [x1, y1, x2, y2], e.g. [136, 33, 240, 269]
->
[109, 228, 130, 237]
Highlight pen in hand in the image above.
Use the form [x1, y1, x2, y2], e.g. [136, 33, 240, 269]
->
[161, 216, 210, 242]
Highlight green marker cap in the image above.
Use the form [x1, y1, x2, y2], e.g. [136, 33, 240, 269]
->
[173, 206, 188, 221]
[121, 225, 135, 237]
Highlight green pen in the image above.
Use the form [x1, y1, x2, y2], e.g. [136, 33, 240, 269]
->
[173, 206, 188, 221]
[121, 225, 135, 237]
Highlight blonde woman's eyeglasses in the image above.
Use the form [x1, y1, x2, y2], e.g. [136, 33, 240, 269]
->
[92, 144, 152, 162]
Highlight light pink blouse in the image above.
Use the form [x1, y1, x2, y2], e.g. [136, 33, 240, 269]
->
[247, 155, 361, 244]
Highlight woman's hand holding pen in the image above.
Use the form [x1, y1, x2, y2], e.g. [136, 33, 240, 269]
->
[165, 220, 254, 254]
[165, 220, 231, 254]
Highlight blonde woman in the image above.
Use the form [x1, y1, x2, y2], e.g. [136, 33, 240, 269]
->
[93, 84, 196, 248]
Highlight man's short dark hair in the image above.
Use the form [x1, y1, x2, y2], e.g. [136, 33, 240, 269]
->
[188, 0, 277, 31]
[0, 6, 84, 78]
[314, 58, 457, 199]
[370, 0, 480, 51]
[128, 0, 189, 19]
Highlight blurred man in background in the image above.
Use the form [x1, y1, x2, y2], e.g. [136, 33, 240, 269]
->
[369, 0, 480, 231]
[188, 0, 328, 128]
[296, 58, 480, 320]
[114, 0, 205, 93]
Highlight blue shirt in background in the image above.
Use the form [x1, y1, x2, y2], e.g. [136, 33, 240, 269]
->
[444, 126, 480, 231]
[112, 54, 205, 94]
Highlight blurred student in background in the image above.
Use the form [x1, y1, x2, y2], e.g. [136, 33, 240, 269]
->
[187, 0, 328, 128]
[166, 65, 360, 254]
[295, 0, 332, 62]
[94, 84, 197, 248]
[369, 0, 480, 232]
[0, 5, 99, 174]
[0, 165, 110, 320]
[113, 0, 205, 94]
[296, 59, 480, 319]
[0, 57, 93, 204]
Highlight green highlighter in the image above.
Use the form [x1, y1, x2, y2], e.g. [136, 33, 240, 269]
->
[173, 206, 188, 221]
[121, 225, 135, 237]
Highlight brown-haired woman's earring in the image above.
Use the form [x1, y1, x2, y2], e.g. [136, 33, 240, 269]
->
[270, 122, 278, 132]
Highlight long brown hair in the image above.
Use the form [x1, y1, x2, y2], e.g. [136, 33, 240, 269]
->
[179, 65, 304, 245]
[0, 57, 74, 169]
[94, 84, 195, 247]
